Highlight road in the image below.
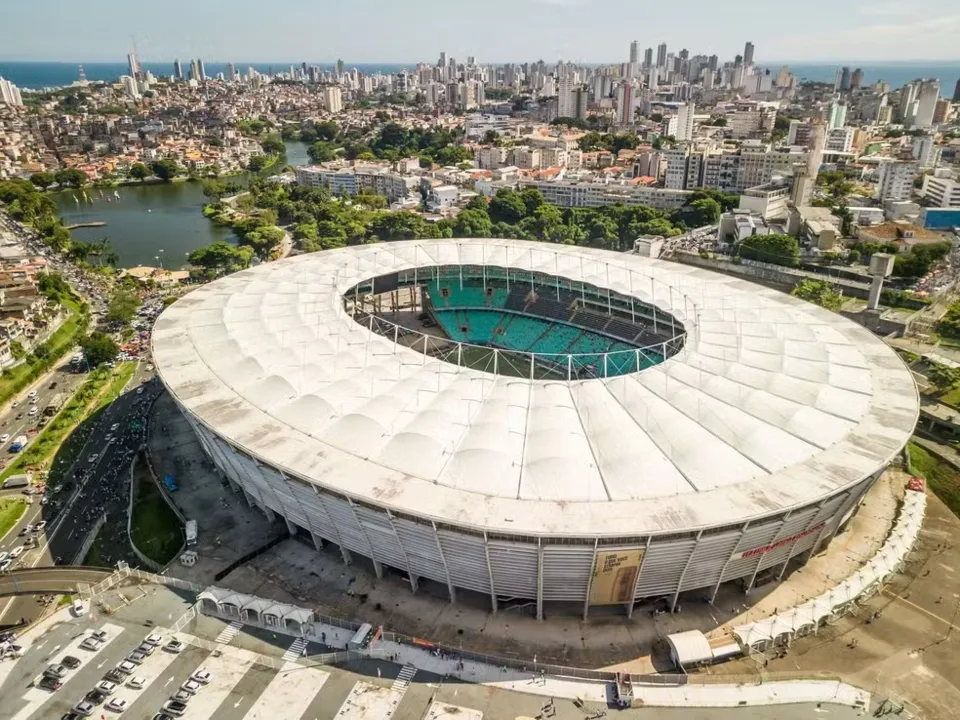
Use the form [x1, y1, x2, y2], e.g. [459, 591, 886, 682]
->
[0, 357, 88, 468]
[0, 567, 110, 596]
[0, 362, 158, 626]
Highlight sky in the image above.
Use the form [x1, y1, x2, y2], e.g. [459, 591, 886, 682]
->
[2, 0, 959, 64]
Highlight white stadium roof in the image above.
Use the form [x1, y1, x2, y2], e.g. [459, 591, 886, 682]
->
[152, 239, 919, 538]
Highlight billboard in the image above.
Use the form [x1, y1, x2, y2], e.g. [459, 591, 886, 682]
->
[589, 549, 645, 605]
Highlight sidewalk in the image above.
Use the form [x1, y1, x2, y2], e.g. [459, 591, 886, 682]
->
[305, 618, 870, 710]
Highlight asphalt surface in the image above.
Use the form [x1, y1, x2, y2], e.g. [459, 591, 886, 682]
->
[0, 360, 88, 464]
[0, 368, 159, 627]
[0, 568, 110, 596]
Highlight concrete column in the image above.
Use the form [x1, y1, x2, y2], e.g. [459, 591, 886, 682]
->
[242, 488, 255, 508]
[372, 559, 384, 579]
[409, 574, 419, 593]
[285, 517, 297, 537]
[339, 545, 353, 566]
[262, 505, 276, 523]
[311, 533, 324, 552]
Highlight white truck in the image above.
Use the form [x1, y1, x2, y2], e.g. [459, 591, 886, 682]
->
[185, 519, 197, 547]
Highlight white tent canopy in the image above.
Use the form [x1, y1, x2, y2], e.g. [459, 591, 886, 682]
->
[732, 490, 925, 651]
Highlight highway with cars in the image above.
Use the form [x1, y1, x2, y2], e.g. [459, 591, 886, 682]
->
[0, 362, 157, 626]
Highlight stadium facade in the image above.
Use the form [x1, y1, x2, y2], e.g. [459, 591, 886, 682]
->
[153, 239, 918, 618]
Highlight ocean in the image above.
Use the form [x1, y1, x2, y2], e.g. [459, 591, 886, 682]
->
[0, 60, 958, 95]
[0, 61, 409, 89]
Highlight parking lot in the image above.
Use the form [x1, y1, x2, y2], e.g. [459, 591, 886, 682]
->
[0, 584, 866, 720]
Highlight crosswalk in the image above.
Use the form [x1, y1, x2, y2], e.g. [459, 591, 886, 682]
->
[215, 620, 243, 644]
[281, 636, 308, 662]
[392, 664, 417, 692]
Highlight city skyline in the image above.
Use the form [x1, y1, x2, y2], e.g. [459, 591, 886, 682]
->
[2, 0, 959, 63]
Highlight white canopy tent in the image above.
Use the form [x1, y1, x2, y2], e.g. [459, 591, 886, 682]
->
[732, 490, 925, 652]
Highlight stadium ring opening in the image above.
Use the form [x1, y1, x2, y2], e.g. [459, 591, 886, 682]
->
[153, 238, 919, 619]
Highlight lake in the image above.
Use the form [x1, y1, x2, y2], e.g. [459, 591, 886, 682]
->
[54, 141, 313, 269]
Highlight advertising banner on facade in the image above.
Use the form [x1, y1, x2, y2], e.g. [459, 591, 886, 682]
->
[589, 549, 645, 605]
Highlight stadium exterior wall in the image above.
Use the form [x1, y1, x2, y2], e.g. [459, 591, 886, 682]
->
[178, 401, 881, 618]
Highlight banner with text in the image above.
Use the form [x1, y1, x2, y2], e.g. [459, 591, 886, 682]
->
[589, 549, 645, 605]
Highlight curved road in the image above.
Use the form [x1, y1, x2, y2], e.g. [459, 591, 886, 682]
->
[0, 567, 110, 597]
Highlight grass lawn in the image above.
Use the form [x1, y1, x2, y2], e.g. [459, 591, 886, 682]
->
[130, 457, 183, 566]
[94, 362, 137, 411]
[940, 385, 960, 409]
[908, 442, 960, 517]
[0, 498, 26, 540]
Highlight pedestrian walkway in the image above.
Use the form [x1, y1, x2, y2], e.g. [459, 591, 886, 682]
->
[392, 664, 416, 692]
[242, 661, 330, 720]
[214, 619, 242, 644]
[282, 636, 308, 662]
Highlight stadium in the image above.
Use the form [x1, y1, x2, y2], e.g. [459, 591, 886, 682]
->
[152, 238, 919, 618]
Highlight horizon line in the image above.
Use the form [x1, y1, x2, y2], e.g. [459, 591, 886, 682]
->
[2, 58, 960, 66]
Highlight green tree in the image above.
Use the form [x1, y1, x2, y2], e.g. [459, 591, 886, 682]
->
[106, 289, 141, 324]
[201, 179, 227, 198]
[791, 279, 843, 311]
[260, 135, 286, 155]
[151, 159, 180, 181]
[737, 233, 800, 267]
[128, 162, 150, 181]
[928, 362, 960, 393]
[369, 211, 439, 241]
[307, 141, 336, 163]
[518, 187, 545, 216]
[188, 241, 255, 276]
[29, 171, 55, 190]
[54, 168, 88, 188]
[483, 130, 501, 145]
[247, 155, 271, 172]
[452, 208, 493, 237]
[80, 332, 119, 367]
[489, 188, 527, 224]
[314, 121, 339, 141]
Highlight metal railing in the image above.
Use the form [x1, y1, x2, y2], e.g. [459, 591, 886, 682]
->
[359, 311, 684, 380]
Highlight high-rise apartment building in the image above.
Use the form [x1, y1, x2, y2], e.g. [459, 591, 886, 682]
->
[913, 79, 940, 127]
[828, 100, 847, 130]
[629, 41, 639, 66]
[876, 161, 918, 202]
[173, 59, 183, 80]
[558, 76, 576, 118]
[911, 134, 940, 168]
[127, 52, 141, 79]
[197, 59, 206, 82]
[656, 43, 667, 68]
[839, 67, 851, 91]
[954, 78, 960, 102]
[617, 83, 635, 125]
[336, 59, 345, 75]
[643, 48, 653, 69]
[227, 63, 237, 82]
[743, 42, 755, 66]
[850, 68, 864, 89]
[675, 102, 695, 142]
[0, 77, 23, 106]
[189, 59, 199, 82]
[324, 86, 343, 113]
[120, 75, 140, 100]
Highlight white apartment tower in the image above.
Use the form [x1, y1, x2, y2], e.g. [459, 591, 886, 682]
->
[324, 86, 343, 113]
[676, 102, 695, 142]
[558, 76, 577, 118]
[0, 77, 23, 106]
[913, 80, 940, 127]
[876, 160, 918, 202]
